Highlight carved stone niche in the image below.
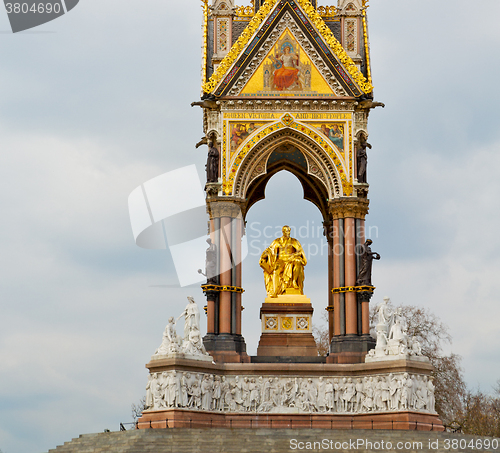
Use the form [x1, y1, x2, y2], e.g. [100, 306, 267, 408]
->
[337, 0, 363, 16]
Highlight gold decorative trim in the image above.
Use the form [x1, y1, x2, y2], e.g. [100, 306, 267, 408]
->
[317, 5, 337, 18]
[235, 5, 254, 17]
[264, 316, 278, 330]
[348, 121, 353, 183]
[202, 0, 373, 94]
[201, 0, 209, 88]
[296, 316, 310, 330]
[281, 316, 293, 330]
[201, 284, 245, 293]
[225, 115, 350, 196]
[362, 8, 372, 86]
[331, 285, 375, 294]
[222, 121, 227, 189]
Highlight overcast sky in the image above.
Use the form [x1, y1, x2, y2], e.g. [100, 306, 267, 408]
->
[1, 1, 500, 452]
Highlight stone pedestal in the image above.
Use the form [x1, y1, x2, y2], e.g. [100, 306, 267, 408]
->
[203, 333, 250, 363]
[138, 356, 444, 431]
[257, 295, 317, 357]
[327, 335, 376, 364]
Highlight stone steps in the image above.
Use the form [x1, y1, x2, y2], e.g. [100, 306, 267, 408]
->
[45, 428, 499, 453]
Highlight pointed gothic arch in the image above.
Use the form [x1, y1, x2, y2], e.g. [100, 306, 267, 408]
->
[231, 122, 347, 220]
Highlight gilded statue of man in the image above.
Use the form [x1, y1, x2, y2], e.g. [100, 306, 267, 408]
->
[259, 225, 307, 297]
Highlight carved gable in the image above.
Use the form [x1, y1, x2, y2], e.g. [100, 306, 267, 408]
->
[236, 20, 346, 97]
[203, 0, 372, 97]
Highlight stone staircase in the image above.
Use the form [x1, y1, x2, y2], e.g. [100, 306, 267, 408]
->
[46, 428, 498, 453]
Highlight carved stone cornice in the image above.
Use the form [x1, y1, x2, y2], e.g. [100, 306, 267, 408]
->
[207, 198, 246, 219]
[328, 197, 369, 220]
[219, 99, 357, 111]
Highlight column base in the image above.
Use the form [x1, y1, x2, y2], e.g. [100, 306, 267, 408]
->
[203, 334, 249, 363]
[327, 334, 376, 364]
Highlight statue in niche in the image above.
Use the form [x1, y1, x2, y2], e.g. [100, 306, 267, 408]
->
[155, 316, 180, 355]
[259, 225, 307, 297]
[198, 238, 218, 284]
[206, 139, 219, 183]
[356, 131, 372, 184]
[356, 239, 380, 286]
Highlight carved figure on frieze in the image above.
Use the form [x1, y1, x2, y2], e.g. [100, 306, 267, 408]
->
[427, 377, 436, 412]
[151, 373, 162, 410]
[401, 373, 411, 410]
[221, 376, 231, 411]
[356, 132, 372, 184]
[165, 371, 178, 408]
[333, 378, 340, 412]
[388, 373, 399, 411]
[212, 375, 222, 411]
[354, 378, 364, 412]
[356, 239, 380, 286]
[242, 377, 250, 411]
[179, 372, 189, 408]
[339, 377, 348, 412]
[259, 225, 307, 297]
[249, 378, 260, 411]
[362, 377, 374, 412]
[145, 374, 154, 409]
[190, 380, 201, 409]
[344, 378, 356, 412]
[201, 374, 213, 411]
[232, 376, 243, 411]
[317, 377, 326, 412]
[415, 376, 428, 411]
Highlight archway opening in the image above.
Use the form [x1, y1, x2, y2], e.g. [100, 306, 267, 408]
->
[242, 170, 328, 355]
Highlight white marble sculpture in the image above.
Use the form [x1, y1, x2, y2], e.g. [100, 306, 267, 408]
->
[155, 317, 180, 355]
[178, 296, 200, 341]
[152, 296, 213, 362]
[366, 297, 428, 363]
[143, 371, 437, 415]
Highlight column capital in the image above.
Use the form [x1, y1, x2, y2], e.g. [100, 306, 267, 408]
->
[207, 198, 245, 219]
[328, 197, 370, 220]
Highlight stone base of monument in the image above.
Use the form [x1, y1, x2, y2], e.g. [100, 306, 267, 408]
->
[203, 333, 251, 363]
[257, 296, 317, 357]
[327, 335, 377, 364]
[140, 356, 444, 432]
[137, 408, 443, 430]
